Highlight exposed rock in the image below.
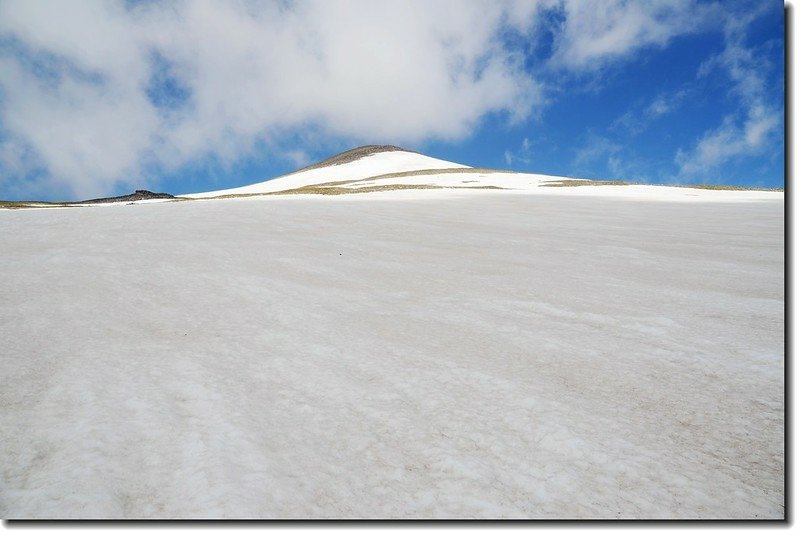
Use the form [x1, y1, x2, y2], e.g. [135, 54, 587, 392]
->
[294, 145, 416, 173]
[79, 190, 175, 204]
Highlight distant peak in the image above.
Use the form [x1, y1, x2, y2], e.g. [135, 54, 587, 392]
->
[295, 145, 418, 172]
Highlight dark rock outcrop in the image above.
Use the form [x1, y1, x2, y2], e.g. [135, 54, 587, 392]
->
[79, 190, 175, 204]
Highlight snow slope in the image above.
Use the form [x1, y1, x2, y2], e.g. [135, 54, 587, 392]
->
[0, 193, 784, 519]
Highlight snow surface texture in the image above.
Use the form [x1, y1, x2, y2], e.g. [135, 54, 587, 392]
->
[0, 193, 784, 519]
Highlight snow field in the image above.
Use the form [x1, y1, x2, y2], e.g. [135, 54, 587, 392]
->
[0, 194, 784, 518]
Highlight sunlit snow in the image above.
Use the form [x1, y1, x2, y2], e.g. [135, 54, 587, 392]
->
[0, 156, 784, 519]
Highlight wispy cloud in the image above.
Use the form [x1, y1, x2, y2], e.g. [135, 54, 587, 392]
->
[503, 136, 534, 167]
[572, 133, 656, 183]
[573, 134, 621, 169]
[674, 5, 782, 181]
[645, 90, 688, 118]
[283, 149, 312, 169]
[675, 106, 780, 178]
[611, 89, 690, 134]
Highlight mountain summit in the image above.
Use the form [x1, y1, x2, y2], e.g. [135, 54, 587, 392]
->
[186, 145, 470, 198]
[295, 145, 416, 172]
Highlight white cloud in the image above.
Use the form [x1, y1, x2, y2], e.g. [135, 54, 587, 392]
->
[0, 0, 549, 198]
[550, 0, 717, 70]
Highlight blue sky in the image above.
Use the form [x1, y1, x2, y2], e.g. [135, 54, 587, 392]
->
[0, 0, 785, 201]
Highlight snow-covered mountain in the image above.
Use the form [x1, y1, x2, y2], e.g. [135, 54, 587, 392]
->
[185, 144, 478, 198]
[184, 144, 781, 202]
[182, 143, 596, 198]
